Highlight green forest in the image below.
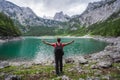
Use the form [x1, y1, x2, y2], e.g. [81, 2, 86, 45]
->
[88, 18, 120, 37]
[60, 17, 120, 37]
[0, 12, 120, 37]
[0, 12, 21, 38]
[24, 26, 56, 36]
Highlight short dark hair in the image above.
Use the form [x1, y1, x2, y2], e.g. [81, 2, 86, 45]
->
[57, 38, 61, 42]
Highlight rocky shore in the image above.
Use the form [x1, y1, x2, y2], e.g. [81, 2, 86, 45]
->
[0, 37, 22, 43]
[61, 36, 120, 80]
[0, 36, 120, 80]
[92, 37, 120, 63]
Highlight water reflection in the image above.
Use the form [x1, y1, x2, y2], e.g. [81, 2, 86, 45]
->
[0, 37, 108, 61]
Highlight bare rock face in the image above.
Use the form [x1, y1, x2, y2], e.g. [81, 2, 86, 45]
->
[0, 0, 60, 27]
[0, 0, 40, 26]
[78, 0, 120, 26]
[54, 11, 70, 22]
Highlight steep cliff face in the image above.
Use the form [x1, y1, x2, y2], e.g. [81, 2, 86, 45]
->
[0, 0, 41, 26]
[0, 0, 60, 27]
[78, 0, 120, 26]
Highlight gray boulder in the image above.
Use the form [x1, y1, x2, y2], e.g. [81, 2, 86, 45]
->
[79, 78, 85, 80]
[0, 61, 10, 69]
[109, 52, 120, 62]
[62, 75, 70, 80]
[105, 46, 119, 52]
[65, 58, 74, 64]
[78, 57, 88, 64]
[97, 61, 112, 68]
[86, 76, 100, 80]
[5, 75, 21, 80]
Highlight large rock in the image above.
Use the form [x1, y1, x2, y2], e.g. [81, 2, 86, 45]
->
[91, 51, 113, 62]
[68, 66, 87, 74]
[109, 52, 120, 62]
[97, 61, 112, 68]
[86, 76, 100, 80]
[62, 75, 70, 80]
[105, 46, 119, 52]
[79, 78, 85, 80]
[78, 57, 88, 64]
[65, 58, 74, 64]
[5, 75, 21, 80]
[0, 61, 10, 69]
[90, 51, 109, 60]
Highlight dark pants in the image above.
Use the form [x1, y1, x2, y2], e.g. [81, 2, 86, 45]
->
[55, 53, 63, 75]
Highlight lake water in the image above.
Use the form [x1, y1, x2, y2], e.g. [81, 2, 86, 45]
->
[0, 37, 108, 62]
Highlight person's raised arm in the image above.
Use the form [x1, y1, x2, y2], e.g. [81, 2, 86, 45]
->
[42, 39, 53, 46]
[64, 40, 74, 46]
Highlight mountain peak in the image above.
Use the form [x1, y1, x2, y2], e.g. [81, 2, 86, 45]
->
[0, 0, 60, 27]
[53, 11, 70, 22]
[59, 11, 63, 14]
[0, 0, 42, 26]
[78, 0, 120, 26]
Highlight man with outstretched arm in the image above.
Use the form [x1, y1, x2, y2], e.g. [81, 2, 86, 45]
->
[42, 38, 74, 76]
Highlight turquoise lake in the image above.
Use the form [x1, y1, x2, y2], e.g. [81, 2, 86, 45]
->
[0, 37, 108, 62]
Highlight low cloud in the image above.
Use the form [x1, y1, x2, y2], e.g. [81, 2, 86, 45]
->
[7, 0, 101, 17]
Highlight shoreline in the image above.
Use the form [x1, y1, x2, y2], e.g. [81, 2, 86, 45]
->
[0, 35, 93, 43]
[0, 37, 22, 43]
[0, 36, 120, 80]
[23, 35, 93, 39]
[0, 36, 120, 65]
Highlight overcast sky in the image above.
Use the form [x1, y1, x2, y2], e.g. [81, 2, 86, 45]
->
[7, 0, 101, 17]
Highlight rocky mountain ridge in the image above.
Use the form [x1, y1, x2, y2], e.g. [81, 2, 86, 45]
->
[0, 0, 60, 27]
[73, 0, 120, 26]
